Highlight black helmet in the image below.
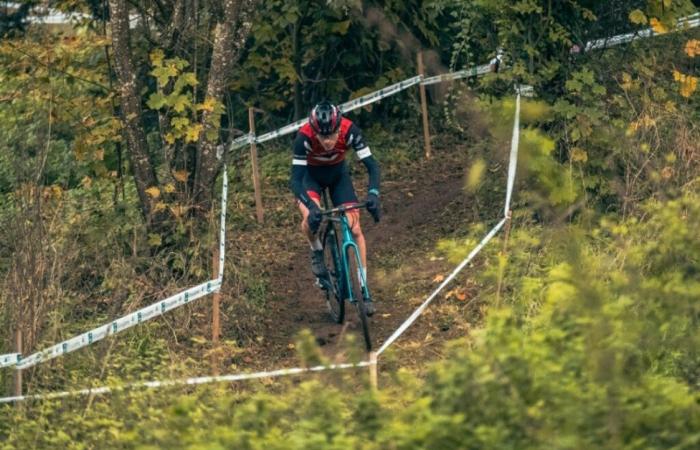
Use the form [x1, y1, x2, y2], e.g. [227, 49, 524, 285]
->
[309, 101, 342, 136]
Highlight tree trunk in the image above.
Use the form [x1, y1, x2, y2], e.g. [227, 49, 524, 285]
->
[292, 16, 303, 120]
[193, 0, 256, 214]
[108, 0, 162, 227]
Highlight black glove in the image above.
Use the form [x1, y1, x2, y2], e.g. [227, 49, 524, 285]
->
[366, 192, 380, 223]
[307, 204, 322, 234]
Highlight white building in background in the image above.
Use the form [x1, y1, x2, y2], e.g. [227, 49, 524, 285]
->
[1, 1, 139, 27]
[2, 1, 91, 24]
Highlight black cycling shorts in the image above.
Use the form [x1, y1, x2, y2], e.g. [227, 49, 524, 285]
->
[303, 161, 358, 206]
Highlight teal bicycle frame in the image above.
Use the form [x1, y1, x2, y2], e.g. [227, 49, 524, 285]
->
[320, 191, 373, 350]
[323, 202, 371, 304]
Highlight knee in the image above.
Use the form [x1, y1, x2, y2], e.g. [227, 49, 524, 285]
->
[350, 217, 363, 239]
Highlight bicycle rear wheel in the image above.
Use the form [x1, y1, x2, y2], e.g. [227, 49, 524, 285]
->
[322, 223, 344, 323]
[346, 246, 371, 351]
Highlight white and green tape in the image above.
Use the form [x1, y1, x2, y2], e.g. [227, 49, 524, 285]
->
[229, 76, 424, 152]
[4, 167, 229, 371]
[584, 13, 699, 52]
[0, 361, 371, 404]
[421, 63, 494, 86]
[0, 353, 20, 369]
[504, 88, 521, 216]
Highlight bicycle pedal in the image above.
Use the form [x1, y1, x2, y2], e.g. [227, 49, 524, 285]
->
[315, 277, 330, 291]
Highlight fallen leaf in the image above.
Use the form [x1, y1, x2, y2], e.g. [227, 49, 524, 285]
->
[145, 186, 160, 199]
[433, 274, 445, 283]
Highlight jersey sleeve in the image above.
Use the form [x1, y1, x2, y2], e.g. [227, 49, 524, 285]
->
[289, 133, 315, 208]
[345, 123, 380, 193]
[346, 123, 372, 160]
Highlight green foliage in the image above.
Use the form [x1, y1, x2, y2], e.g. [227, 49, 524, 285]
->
[1, 2, 699, 447]
[230, 0, 445, 124]
[0, 30, 117, 193]
[146, 50, 224, 147]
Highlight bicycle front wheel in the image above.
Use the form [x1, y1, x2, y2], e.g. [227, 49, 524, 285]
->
[345, 246, 371, 351]
[322, 223, 344, 324]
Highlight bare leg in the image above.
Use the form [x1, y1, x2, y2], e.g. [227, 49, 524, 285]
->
[298, 199, 322, 245]
[347, 211, 367, 269]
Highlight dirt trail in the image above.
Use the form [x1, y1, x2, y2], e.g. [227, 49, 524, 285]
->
[226, 147, 493, 370]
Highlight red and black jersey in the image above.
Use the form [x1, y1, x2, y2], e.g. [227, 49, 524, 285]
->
[289, 117, 379, 209]
[293, 118, 372, 167]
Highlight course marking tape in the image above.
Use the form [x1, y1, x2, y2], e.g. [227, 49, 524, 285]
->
[6, 168, 229, 370]
[421, 63, 493, 86]
[0, 353, 20, 369]
[229, 76, 423, 151]
[504, 89, 521, 216]
[584, 13, 700, 52]
[377, 217, 508, 356]
[0, 361, 371, 403]
[15, 279, 221, 370]
[218, 167, 228, 281]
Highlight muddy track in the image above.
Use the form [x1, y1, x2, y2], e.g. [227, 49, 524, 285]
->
[235, 149, 486, 369]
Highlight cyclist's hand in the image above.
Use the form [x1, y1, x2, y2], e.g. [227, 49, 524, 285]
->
[307, 204, 322, 234]
[366, 193, 380, 223]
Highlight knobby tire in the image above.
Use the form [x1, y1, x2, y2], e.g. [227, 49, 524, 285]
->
[346, 246, 371, 351]
[322, 223, 344, 323]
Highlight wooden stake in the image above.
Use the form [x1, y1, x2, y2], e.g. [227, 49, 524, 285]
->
[248, 107, 264, 223]
[495, 210, 513, 308]
[417, 51, 432, 159]
[369, 351, 378, 391]
[13, 329, 22, 398]
[211, 247, 221, 375]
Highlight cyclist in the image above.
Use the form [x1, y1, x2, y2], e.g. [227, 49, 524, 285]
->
[289, 101, 381, 315]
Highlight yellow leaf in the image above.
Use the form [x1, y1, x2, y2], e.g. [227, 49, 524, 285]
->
[680, 79, 697, 98]
[94, 148, 104, 161]
[169, 204, 188, 218]
[661, 166, 673, 180]
[650, 18, 668, 34]
[571, 147, 588, 163]
[164, 183, 176, 194]
[628, 9, 647, 25]
[685, 40, 700, 58]
[147, 233, 162, 247]
[154, 202, 167, 212]
[164, 133, 176, 145]
[466, 159, 485, 192]
[185, 124, 203, 143]
[433, 274, 445, 283]
[674, 71, 698, 98]
[145, 186, 161, 199]
[620, 73, 633, 91]
[197, 97, 217, 112]
[81, 176, 92, 188]
[150, 49, 165, 67]
[173, 170, 189, 183]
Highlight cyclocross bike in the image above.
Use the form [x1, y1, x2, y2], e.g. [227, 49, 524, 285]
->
[316, 191, 373, 351]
